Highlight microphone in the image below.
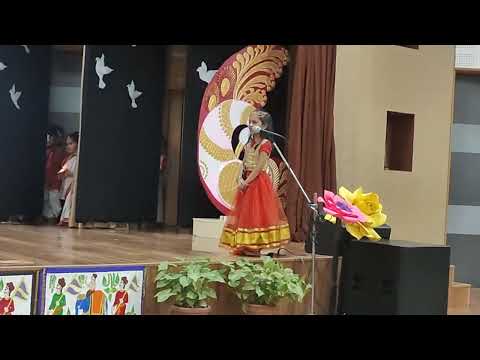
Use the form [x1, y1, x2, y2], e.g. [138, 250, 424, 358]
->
[251, 126, 287, 141]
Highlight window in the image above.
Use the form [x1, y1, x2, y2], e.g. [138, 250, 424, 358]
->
[384, 111, 415, 172]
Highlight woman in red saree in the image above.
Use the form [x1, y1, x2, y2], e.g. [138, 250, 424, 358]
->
[220, 110, 290, 256]
[0, 283, 15, 315]
[113, 277, 129, 315]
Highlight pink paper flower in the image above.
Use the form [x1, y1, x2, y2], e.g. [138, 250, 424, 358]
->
[318, 190, 367, 224]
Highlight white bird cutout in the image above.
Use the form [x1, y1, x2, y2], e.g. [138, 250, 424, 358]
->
[197, 61, 217, 84]
[95, 54, 114, 89]
[9, 84, 21, 110]
[21, 45, 30, 54]
[127, 80, 142, 109]
[0, 62, 6, 71]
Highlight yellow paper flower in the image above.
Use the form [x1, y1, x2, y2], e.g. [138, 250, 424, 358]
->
[338, 186, 388, 241]
[345, 222, 381, 241]
[324, 214, 337, 224]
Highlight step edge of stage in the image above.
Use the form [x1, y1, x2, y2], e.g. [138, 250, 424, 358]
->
[0, 254, 333, 271]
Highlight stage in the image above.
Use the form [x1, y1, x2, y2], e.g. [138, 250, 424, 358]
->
[0, 224, 316, 267]
[0, 224, 214, 267]
[0, 224, 333, 315]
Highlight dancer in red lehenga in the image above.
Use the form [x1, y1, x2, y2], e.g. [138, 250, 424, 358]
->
[220, 110, 290, 257]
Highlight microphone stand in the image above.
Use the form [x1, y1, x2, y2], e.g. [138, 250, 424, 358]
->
[264, 131, 319, 315]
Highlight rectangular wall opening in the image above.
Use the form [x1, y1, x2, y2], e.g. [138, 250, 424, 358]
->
[384, 111, 415, 172]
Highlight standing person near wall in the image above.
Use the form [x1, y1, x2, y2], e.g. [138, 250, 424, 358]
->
[43, 126, 66, 225]
[58, 132, 79, 226]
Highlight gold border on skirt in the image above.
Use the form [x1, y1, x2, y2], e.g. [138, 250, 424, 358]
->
[220, 224, 291, 249]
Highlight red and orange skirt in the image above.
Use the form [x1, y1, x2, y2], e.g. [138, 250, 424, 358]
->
[220, 171, 290, 251]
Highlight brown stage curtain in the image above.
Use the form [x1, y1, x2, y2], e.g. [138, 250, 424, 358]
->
[286, 45, 337, 242]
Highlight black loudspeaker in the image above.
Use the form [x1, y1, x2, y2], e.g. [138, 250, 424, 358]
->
[338, 239, 451, 315]
[374, 224, 391, 241]
[305, 217, 392, 257]
[305, 218, 345, 257]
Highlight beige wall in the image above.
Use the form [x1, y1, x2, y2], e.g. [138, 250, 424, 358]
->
[334, 45, 456, 245]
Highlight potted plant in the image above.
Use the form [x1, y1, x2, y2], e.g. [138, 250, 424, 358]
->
[224, 257, 311, 315]
[155, 258, 226, 315]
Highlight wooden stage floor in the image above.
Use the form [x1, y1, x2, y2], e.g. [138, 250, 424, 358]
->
[0, 224, 307, 268]
[4, 224, 467, 315]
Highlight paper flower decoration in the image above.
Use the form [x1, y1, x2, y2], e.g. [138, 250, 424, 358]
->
[318, 190, 367, 224]
[338, 186, 388, 241]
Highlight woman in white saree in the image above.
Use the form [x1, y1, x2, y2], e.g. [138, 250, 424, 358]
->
[58, 132, 79, 226]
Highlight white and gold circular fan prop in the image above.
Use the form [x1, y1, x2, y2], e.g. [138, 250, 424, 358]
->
[197, 45, 289, 214]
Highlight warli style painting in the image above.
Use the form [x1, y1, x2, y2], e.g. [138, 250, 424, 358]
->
[0, 272, 36, 315]
[41, 266, 144, 315]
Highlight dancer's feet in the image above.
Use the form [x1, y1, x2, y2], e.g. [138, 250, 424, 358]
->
[231, 247, 262, 257]
[231, 247, 244, 256]
[242, 249, 262, 257]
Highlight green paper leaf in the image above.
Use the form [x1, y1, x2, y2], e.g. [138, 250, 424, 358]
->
[243, 284, 255, 291]
[156, 280, 169, 289]
[205, 272, 225, 283]
[179, 276, 191, 288]
[255, 287, 265, 297]
[229, 271, 247, 282]
[158, 262, 169, 271]
[186, 291, 197, 300]
[155, 289, 174, 303]
[205, 287, 217, 299]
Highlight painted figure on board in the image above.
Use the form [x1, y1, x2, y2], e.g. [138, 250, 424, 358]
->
[75, 293, 90, 315]
[43, 126, 66, 224]
[49, 278, 67, 315]
[0, 283, 15, 315]
[75, 274, 107, 315]
[113, 277, 129, 315]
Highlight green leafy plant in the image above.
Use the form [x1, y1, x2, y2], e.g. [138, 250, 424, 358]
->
[49, 275, 57, 294]
[155, 258, 226, 308]
[224, 257, 311, 306]
[101, 273, 120, 302]
[0, 279, 4, 292]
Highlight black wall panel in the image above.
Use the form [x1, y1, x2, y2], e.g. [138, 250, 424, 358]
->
[76, 45, 166, 223]
[0, 45, 51, 218]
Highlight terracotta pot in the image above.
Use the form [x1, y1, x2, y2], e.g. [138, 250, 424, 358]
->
[244, 304, 278, 315]
[170, 305, 212, 315]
